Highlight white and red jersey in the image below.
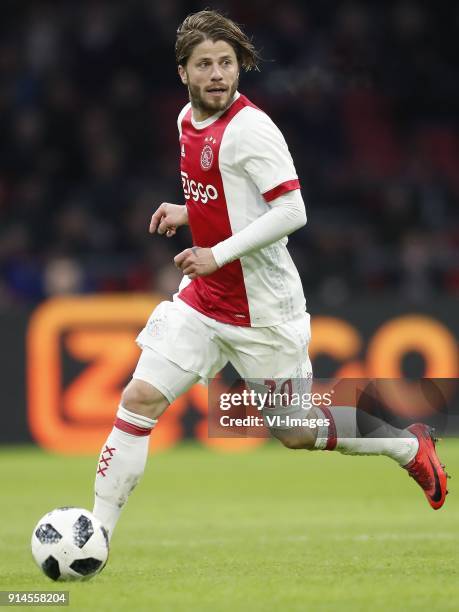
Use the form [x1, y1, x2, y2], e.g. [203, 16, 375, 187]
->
[176, 92, 306, 327]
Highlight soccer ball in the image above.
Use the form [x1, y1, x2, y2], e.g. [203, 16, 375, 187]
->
[31, 507, 109, 581]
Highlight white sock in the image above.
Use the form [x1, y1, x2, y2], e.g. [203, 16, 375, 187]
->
[93, 405, 157, 539]
[315, 405, 419, 466]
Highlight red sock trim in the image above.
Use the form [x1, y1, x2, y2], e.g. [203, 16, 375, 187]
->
[319, 406, 337, 450]
[114, 417, 152, 437]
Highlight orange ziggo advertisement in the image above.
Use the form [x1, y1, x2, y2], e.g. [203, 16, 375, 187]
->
[27, 295, 458, 454]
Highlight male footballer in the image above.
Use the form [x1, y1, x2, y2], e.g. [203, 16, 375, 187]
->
[93, 10, 448, 541]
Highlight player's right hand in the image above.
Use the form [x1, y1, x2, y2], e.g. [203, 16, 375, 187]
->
[149, 203, 188, 237]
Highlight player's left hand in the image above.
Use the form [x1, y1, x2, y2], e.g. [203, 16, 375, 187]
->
[174, 247, 218, 279]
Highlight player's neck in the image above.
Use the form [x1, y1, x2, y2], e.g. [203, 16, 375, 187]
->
[191, 106, 215, 122]
[191, 92, 239, 124]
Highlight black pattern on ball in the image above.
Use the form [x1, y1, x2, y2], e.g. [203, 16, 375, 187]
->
[73, 515, 94, 548]
[35, 524, 62, 544]
[70, 557, 103, 576]
[100, 525, 109, 548]
[42, 555, 60, 581]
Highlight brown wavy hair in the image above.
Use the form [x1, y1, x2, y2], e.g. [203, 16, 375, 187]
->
[176, 10, 260, 71]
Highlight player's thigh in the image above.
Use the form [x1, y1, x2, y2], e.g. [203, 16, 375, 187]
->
[224, 313, 312, 380]
[136, 299, 227, 380]
[124, 348, 201, 419]
[222, 314, 314, 435]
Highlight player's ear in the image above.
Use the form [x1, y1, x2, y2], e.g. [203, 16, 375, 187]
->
[178, 65, 188, 85]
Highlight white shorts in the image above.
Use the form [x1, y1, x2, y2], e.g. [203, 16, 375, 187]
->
[134, 298, 312, 414]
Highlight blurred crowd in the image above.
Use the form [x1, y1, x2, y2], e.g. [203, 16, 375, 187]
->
[1, 0, 458, 306]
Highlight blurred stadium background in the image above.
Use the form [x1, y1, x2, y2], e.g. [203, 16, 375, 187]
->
[0, 0, 457, 449]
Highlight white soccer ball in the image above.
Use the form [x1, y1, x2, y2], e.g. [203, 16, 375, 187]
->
[31, 507, 109, 581]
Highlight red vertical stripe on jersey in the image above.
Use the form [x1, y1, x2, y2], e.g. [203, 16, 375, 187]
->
[178, 96, 259, 326]
[262, 179, 301, 203]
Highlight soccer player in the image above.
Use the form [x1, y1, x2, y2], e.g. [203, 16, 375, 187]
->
[93, 10, 448, 539]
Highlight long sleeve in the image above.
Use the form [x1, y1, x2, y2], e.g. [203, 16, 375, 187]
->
[211, 189, 306, 268]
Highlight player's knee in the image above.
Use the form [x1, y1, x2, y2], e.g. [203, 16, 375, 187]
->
[271, 428, 316, 450]
[121, 379, 169, 420]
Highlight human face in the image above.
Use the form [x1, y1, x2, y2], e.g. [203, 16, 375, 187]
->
[178, 39, 239, 121]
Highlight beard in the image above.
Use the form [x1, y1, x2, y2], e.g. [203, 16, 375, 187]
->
[187, 77, 239, 118]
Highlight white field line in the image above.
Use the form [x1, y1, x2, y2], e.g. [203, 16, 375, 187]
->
[154, 532, 458, 547]
[9, 532, 457, 553]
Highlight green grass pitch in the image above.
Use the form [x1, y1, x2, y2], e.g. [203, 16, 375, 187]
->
[1, 441, 458, 611]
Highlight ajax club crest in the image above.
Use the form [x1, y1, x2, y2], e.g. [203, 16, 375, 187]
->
[201, 136, 216, 171]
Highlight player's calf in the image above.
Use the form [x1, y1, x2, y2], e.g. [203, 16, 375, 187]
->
[121, 378, 169, 420]
[270, 425, 317, 450]
[93, 380, 168, 539]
